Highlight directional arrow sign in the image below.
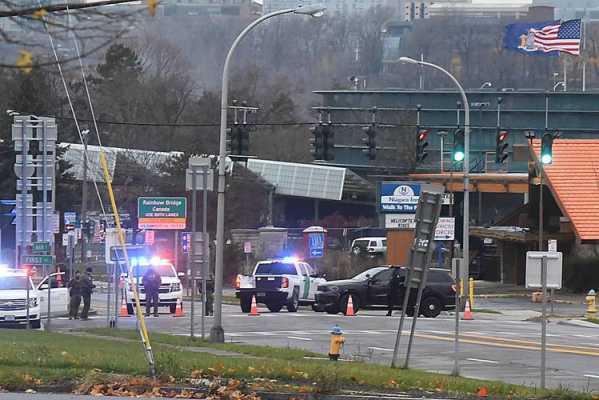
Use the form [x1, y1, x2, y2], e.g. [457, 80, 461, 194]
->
[22, 255, 54, 265]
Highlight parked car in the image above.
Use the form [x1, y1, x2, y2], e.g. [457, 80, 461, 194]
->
[235, 257, 326, 313]
[350, 237, 387, 257]
[314, 266, 456, 318]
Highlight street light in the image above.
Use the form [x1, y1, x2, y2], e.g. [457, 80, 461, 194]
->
[399, 55, 471, 297]
[480, 82, 492, 89]
[212, 4, 325, 343]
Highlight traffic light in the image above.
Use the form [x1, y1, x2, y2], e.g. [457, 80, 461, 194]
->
[310, 124, 325, 160]
[226, 125, 250, 156]
[453, 129, 465, 162]
[541, 132, 554, 164]
[416, 129, 429, 162]
[495, 130, 509, 164]
[362, 125, 377, 160]
[310, 124, 335, 161]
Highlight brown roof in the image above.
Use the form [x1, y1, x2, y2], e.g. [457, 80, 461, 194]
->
[531, 139, 599, 242]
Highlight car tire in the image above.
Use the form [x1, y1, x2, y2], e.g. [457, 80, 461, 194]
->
[127, 304, 134, 315]
[30, 319, 41, 329]
[240, 297, 252, 313]
[340, 293, 359, 315]
[267, 303, 283, 313]
[170, 304, 177, 314]
[311, 303, 322, 312]
[287, 289, 299, 312]
[421, 296, 442, 318]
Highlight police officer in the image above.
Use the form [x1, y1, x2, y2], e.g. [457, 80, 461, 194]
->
[67, 271, 82, 320]
[205, 277, 214, 316]
[80, 267, 96, 320]
[143, 266, 161, 317]
[386, 268, 402, 317]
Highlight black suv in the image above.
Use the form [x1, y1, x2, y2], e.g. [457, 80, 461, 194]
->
[314, 266, 456, 318]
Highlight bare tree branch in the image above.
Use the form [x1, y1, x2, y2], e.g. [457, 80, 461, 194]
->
[0, 0, 139, 17]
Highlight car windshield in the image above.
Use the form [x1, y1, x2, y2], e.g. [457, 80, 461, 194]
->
[352, 267, 388, 281]
[255, 262, 297, 275]
[0, 276, 32, 290]
[131, 264, 176, 278]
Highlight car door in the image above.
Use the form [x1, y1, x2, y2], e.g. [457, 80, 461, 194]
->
[37, 275, 69, 316]
[297, 263, 311, 300]
[303, 263, 319, 301]
[366, 268, 392, 305]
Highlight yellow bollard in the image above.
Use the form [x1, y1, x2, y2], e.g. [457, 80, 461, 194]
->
[586, 289, 597, 319]
[329, 325, 345, 361]
[469, 277, 474, 310]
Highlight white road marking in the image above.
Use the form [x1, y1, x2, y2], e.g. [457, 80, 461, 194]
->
[581, 342, 599, 347]
[573, 334, 596, 338]
[584, 374, 599, 379]
[368, 346, 394, 352]
[287, 336, 312, 341]
[466, 358, 499, 364]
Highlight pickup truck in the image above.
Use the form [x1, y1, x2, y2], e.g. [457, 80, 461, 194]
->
[235, 258, 326, 313]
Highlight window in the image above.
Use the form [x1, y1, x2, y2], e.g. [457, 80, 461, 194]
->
[255, 262, 297, 275]
[382, 240, 387, 247]
[372, 268, 393, 282]
[0, 276, 32, 290]
[369, 240, 377, 247]
[298, 263, 309, 276]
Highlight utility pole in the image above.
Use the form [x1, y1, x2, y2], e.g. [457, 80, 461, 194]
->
[80, 129, 90, 263]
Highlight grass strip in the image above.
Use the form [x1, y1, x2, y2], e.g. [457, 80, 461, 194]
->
[0, 329, 591, 400]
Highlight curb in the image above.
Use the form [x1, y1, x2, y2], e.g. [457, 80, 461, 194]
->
[557, 319, 599, 329]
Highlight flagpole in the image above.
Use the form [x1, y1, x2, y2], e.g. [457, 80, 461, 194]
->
[582, 17, 587, 92]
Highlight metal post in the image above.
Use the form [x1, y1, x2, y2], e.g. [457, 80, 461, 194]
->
[202, 167, 208, 340]
[213, 7, 317, 342]
[440, 134, 444, 173]
[19, 119, 26, 268]
[191, 168, 197, 339]
[26, 273, 30, 329]
[174, 230, 178, 271]
[114, 263, 120, 327]
[539, 163, 544, 251]
[106, 262, 111, 327]
[81, 131, 88, 263]
[41, 120, 47, 244]
[68, 234, 74, 281]
[452, 259, 461, 376]
[46, 275, 52, 331]
[403, 266, 430, 369]
[540, 255, 548, 389]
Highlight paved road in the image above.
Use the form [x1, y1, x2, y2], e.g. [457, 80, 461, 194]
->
[46, 295, 599, 393]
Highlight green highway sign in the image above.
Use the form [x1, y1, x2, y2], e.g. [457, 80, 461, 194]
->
[138, 197, 187, 230]
[23, 255, 55, 265]
[32, 241, 50, 254]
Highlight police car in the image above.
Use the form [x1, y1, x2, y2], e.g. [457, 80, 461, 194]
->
[124, 257, 184, 315]
[0, 266, 68, 329]
[235, 257, 326, 313]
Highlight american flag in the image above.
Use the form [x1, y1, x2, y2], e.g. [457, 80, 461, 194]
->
[532, 19, 582, 56]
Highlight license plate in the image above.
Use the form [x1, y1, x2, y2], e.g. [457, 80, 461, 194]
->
[257, 292, 266, 297]
[4, 315, 15, 322]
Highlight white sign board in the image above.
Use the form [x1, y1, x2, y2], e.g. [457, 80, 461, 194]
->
[105, 228, 119, 264]
[548, 240, 557, 252]
[525, 251, 563, 289]
[385, 215, 455, 241]
[244, 241, 252, 254]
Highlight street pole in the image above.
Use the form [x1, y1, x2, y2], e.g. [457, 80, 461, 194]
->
[540, 255, 548, 389]
[46, 274, 52, 331]
[26, 272, 30, 329]
[399, 57, 471, 292]
[539, 163, 544, 251]
[212, 5, 325, 343]
[191, 169, 197, 339]
[202, 166, 208, 340]
[452, 259, 461, 376]
[81, 130, 89, 264]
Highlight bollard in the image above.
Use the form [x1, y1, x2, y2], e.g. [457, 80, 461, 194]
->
[586, 289, 597, 319]
[328, 325, 345, 361]
[469, 277, 474, 310]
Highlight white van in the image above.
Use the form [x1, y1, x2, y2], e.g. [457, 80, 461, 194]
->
[124, 258, 183, 315]
[350, 237, 387, 257]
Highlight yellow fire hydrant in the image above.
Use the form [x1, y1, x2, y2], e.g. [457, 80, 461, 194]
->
[329, 325, 345, 361]
[586, 289, 597, 319]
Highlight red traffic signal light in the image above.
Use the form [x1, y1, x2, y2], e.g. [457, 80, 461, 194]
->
[418, 129, 429, 142]
[498, 130, 508, 142]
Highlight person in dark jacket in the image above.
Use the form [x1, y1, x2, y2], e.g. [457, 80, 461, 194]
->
[143, 266, 161, 317]
[386, 268, 402, 317]
[67, 271, 82, 320]
[205, 278, 214, 316]
[80, 267, 96, 320]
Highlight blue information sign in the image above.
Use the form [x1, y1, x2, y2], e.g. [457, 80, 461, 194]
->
[308, 232, 325, 258]
[380, 182, 421, 213]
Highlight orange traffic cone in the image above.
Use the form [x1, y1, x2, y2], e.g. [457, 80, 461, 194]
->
[174, 298, 185, 317]
[463, 299, 473, 320]
[119, 298, 130, 317]
[345, 295, 355, 316]
[249, 295, 260, 316]
[477, 387, 489, 397]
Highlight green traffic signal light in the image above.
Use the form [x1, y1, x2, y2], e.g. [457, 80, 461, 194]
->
[453, 129, 465, 162]
[541, 132, 554, 165]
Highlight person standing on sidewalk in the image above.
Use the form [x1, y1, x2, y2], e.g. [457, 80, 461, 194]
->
[80, 267, 96, 320]
[143, 266, 161, 317]
[67, 271, 82, 320]
[386, 268, 402, 317]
